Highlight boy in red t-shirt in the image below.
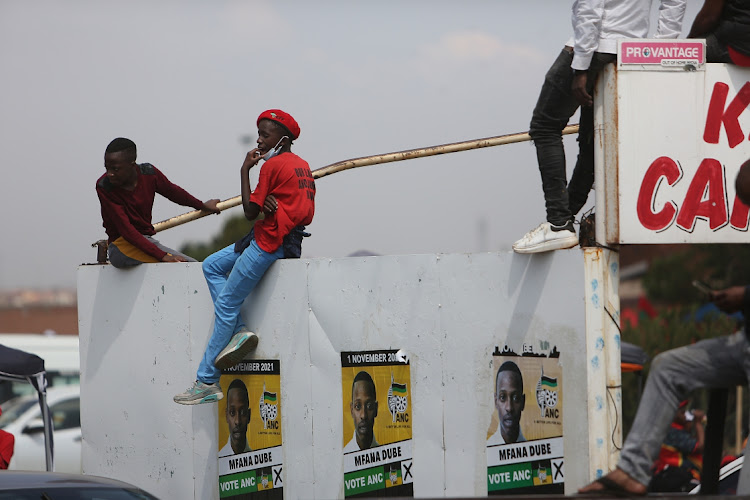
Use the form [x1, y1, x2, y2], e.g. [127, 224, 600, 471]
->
[175, 109, 315, 405]
[96, 137, 220, 268]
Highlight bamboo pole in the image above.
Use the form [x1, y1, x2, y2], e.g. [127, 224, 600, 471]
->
[137, 125, 578, 234]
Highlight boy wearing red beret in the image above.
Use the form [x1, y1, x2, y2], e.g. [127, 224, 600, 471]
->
[175, 109, 316, 405]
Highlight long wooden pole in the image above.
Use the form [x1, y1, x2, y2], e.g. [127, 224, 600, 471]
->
[139, 125, 576, 233]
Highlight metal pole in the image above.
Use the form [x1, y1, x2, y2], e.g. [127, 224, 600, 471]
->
[702, 388, 728, 495]
[148, 126, 579, 234]
[603, 249, 622, 470]
[583, 248, 611, 480]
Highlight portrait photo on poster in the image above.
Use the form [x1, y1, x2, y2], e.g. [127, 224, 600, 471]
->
[217, 360, 283, 499]
[486, 345, 564, 495]
[341, 349, 414, 498]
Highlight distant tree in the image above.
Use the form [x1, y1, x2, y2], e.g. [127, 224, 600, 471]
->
[179, 213, 258, 262]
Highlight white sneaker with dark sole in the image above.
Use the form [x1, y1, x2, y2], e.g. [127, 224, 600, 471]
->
[512, 221, 579, 254]
[214, 328, 259, 370]
[173, 380, 224, 405]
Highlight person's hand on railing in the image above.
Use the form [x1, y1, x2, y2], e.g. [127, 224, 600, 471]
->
[202, 199, 221, 215]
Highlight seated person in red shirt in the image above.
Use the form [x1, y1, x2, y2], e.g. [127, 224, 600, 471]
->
[174, 109, 315, 405]
[96, 137, 220, 268]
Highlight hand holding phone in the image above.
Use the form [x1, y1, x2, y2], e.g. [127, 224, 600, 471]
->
[692, 280, 714, 298]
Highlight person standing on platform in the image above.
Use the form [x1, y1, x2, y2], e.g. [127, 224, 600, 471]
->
[512, 0, 686, 254]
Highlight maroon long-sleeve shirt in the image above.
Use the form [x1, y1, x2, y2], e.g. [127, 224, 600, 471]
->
[96, 163, 205, 260]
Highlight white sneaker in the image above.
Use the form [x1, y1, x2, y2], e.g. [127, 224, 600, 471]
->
[173, 380, 223, 405]
[512, 221, 578, 254]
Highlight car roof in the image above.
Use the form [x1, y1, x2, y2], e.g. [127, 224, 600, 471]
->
[0, 470, 154, 492]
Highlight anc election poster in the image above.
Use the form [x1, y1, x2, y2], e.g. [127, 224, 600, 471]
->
[218, 360, 283, 499]
[486, 345, 564, 495]
[342, 349, 413, 498]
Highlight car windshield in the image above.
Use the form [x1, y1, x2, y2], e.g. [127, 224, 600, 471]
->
[0, 396, 37, 428]
[0, 488, 159, 499]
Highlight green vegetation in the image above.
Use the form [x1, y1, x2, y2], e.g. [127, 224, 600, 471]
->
[180, 213, 257, 262]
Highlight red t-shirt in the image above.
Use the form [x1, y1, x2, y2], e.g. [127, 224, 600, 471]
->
[96, 163, 205, 260]
[250, 153, 315, 253]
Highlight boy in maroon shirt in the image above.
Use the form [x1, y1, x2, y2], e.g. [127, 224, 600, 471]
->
[96, 137, 220, 268]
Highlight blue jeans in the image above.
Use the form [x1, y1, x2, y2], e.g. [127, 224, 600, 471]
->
[529, 48, 615, 226]
[197, 240, 283, 384]
[618, 331, 750, 493]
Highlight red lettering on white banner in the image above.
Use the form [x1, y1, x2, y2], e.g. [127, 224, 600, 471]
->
[703, 82, 750, 148]
[637, 157, 750, 232]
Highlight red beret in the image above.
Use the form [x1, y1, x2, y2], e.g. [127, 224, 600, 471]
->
[257, 109, 300, 140]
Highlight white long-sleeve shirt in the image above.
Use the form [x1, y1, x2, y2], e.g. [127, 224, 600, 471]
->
[568, 0, 687, 70]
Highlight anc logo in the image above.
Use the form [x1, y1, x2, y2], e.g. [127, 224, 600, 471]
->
[387, 373, 408, 423]
[259, 381, 278, 429]
[535, 367, 559, 418]
[386, 464, 402, 487]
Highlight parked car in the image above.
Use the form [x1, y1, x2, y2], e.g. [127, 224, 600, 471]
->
[0, 385, 80, 473]
[0, 470, 159, 499]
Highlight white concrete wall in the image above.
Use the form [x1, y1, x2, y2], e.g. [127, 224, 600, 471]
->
[77, 250, 588, 499]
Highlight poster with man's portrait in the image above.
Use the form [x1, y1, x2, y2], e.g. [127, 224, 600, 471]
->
[341, 349, 413, 498]
[217, 360, 283, 499]
[486, 345, 564, 495]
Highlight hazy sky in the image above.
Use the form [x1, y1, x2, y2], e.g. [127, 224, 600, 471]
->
[0, 0, 704, 291]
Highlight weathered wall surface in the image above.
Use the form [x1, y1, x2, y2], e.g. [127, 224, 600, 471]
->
[77, 250, 588, 499]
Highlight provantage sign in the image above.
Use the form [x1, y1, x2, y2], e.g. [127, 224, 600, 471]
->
[619, 40, 705, 70]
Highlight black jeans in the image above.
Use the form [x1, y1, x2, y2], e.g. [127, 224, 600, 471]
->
[705, 33, 734, 63]
[529, 47, 616, 226]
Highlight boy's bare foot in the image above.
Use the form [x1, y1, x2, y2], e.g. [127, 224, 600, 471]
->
[578, 468, 647, 496]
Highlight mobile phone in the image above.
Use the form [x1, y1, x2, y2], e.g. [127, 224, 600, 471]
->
[692, 280, 714, 297]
